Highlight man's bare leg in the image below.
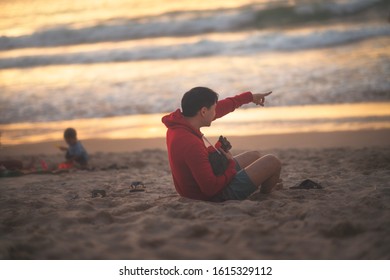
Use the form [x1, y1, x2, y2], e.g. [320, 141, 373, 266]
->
[234, 151, 261, 169]
[244, 154, 282, 194]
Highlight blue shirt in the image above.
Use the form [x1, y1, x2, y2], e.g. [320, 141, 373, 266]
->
[66, 141, 88, 165]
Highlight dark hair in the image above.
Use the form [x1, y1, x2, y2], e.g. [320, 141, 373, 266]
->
[64, 127, 77, 139]
[181, 87, 219, 117]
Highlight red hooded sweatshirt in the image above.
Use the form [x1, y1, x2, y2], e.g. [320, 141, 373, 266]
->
[161, 91, 254, 201]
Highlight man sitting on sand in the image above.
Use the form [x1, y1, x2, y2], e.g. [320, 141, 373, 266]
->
[162, 87, 282, 201]
[58, 127, 89, 168]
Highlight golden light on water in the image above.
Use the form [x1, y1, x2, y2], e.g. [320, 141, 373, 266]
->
[1, 102, 390, 146]
[0, 0, 268, 36]
[1, 36, 388, 94]
[206, 102, 390, 136]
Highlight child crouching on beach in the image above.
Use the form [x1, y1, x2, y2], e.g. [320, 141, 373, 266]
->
[58, 127, 89, 169]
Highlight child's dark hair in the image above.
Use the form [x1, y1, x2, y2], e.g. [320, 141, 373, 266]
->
[64, 127, 77, 139]
[181, 87, 219, 117]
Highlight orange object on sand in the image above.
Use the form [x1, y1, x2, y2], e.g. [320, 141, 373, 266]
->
[58, 162, 73, 169]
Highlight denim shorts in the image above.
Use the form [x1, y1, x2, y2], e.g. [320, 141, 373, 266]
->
[214, 160, 257, 201]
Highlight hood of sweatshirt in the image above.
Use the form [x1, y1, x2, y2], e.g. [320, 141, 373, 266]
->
[161, 109, 203, 138]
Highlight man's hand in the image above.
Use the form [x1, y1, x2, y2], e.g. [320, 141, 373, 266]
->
[252, 91, 272, 106]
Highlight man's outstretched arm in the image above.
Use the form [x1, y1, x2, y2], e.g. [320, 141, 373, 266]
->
[215, 91, 272, 119]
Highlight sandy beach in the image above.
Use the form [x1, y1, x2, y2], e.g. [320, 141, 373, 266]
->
[1, 130, 389, 260]
[1, 0, 389, 262]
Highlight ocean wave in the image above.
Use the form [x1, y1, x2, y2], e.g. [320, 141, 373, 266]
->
[0, 0, 385, 50]
[1, 25, 389, 69]
[0, 8, 255, 50]
[255, 0, 385, 27]
[1, 35, 389, 124]
[296, 0, 383, 15]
